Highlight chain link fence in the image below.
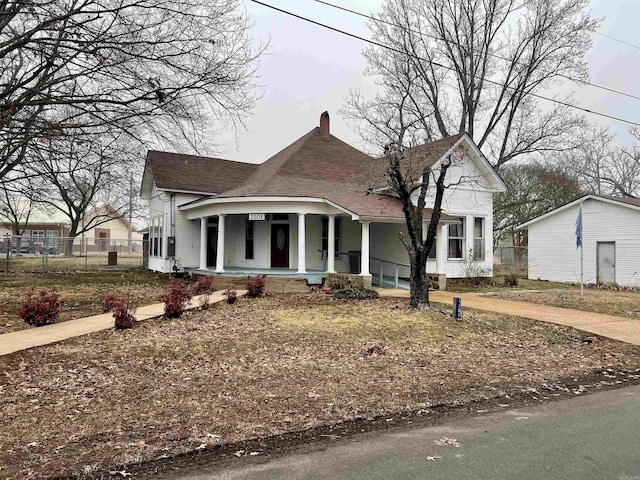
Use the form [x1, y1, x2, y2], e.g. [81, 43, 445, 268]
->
[497, 246, 528, 270]
[0, 236, 145, 272]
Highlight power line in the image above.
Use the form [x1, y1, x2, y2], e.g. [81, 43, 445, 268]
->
[311, 0, 640, 102]
[249, 0, 640, 128]
[594, 31, 640, 52]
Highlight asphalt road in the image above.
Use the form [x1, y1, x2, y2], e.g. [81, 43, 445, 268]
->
[171, 384, 640, 480]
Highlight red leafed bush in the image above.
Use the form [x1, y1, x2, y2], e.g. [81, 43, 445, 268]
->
[102, 292, 122, 312]
[113, 297, 137, 330]
[19, 289, 63, 327]
[161, 279, 192, 318]
[223, 287, 237, 305]
[246, 274, 266, 298]
[192, 275, 214, 295]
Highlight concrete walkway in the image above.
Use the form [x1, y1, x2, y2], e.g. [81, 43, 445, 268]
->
[377, 289, 640, 346]
[0, 291, 246, 357]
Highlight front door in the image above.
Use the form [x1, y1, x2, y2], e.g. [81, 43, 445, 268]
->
[206, 226, 217, 267]
[271, 224, 289, 268]
[597, 241, 615, 284]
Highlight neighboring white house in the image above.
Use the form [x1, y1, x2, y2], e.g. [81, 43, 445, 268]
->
[140, 112, 506, 287]
[518, 195, 640, 287]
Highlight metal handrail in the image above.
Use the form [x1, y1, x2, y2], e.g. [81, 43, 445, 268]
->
[370, 255, 409, 289]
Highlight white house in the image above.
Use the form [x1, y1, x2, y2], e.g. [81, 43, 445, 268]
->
[140, 112, 506, 288]
[518, 195, 640, 287]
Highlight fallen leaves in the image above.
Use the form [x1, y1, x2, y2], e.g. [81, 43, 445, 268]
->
[2, 293, 640, 479]
[438, 437, 462, 448]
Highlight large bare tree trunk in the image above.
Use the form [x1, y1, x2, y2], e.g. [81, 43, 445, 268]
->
[409, 251, 430, 308]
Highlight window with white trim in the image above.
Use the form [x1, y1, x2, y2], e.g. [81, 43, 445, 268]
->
[150, 215, 163, 257]
[32, 230, 45, 242]
[473, 217, 485, 261]
[321, 217, 341, 258]
[448, 218, 465, 259]
[427, 237, 437, 259]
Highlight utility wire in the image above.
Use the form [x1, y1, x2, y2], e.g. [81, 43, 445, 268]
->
[249, 0, 640, 128]
[594, 31, 640, 52]
[311, 0, 640, 102]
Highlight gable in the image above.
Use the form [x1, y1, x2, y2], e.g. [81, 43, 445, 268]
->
[518, 195, 640, 230]
[429, 135, 506, 192]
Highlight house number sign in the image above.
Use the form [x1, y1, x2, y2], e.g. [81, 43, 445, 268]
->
[249, 214, 265, 221]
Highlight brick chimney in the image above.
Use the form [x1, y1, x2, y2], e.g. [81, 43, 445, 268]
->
[319, 111, 330, 137]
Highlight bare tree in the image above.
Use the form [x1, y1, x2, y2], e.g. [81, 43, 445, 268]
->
[382, 141, 454, 309]
[1, 0, 264, 180]
[494, 162, 581, 249]
[25, 130, 140, 255]
[343, 0, 597, 169]
[560, 127, 640, 198]
[0, 176, 34, 253]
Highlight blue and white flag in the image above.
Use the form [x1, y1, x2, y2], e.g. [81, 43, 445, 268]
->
[575, 205, 582, 249]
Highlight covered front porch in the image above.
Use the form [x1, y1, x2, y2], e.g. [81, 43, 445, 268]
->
[178, 198, 449, 289]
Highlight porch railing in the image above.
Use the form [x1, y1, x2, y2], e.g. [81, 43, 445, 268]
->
[370, 256, 410, 289]
[317, 249, 354, 272]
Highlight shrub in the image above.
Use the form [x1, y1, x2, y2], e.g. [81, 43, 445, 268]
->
[19, 289, 63, 327]
[102, 292, 121, 312]
[246, 274, 266, 298]
[504, 269, 519, 286]
[333, 288, 380, 300]
[223, 287, 237, 305]
[161, 279, 192, 318]
[192, 275, 214, 295]
[113, 297, 137, 330]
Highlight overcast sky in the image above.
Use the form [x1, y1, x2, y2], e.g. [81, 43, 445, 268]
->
[214, 0, 640, 164]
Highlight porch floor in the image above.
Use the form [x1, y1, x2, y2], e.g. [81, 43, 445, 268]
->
[187, 267, 328, 281]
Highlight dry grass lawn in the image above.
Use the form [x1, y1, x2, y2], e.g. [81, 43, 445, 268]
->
[490, 288, 640, 319]
[1, 294, 639, 479]
[0, 271, 171, 334]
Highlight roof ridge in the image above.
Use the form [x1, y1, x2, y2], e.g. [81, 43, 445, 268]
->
[147, 149, 252, 166]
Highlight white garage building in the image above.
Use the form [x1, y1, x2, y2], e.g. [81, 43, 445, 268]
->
[518, 195, 640, 287]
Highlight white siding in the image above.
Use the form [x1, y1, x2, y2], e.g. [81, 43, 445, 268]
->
[370, 223, 411, 278]
[225, 214, 273, 269]
[528, 199, 640, 287]
[413, 186, 494, 278]
[173, 193, 202, 268]
[147, 187, 203, 272]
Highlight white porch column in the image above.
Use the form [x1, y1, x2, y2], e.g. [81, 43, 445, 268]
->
[215, 214, 225, 273]
[199, 217, 208, 270]
[359, 220, 370, 276]
[297, 213, 306, 274]
[327, 214, 336, 273]
[435, 223, 445, 274]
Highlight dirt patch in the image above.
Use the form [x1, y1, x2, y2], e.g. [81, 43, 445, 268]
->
[489, 289, 640, 319]
[1, 294, 639, 479]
